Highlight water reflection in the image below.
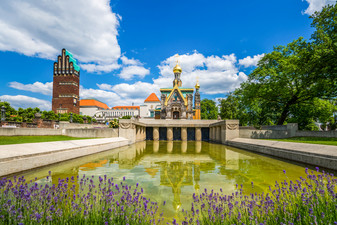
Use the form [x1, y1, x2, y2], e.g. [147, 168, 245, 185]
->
[16, 141, 321, 219]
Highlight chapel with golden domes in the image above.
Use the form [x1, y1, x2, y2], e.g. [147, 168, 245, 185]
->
[159, 55, 201, 120]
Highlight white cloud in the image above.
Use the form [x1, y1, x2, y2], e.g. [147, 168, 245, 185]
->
[80, 63, 121, 73]
[99, 51, 249, 97]
[205, 54, 237, 71]
[238, 54, 265, 68]
[8, 81, 52, 96]
[96, 83, 114, 91]
[156, 51, 248, 94]
[0, 95, 51, 110]
[158, 51, 206, 75]
[119, 65, 150, 80]
[120, 56, 142, 66]
[303, 0, 336, 15]
[0, 0, 121, 72]
[96, 82, 158, 104]
[80, 86, 144, 107]
[110, 82, 158, 99]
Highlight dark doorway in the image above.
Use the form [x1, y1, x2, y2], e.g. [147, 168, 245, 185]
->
[201, 128, 210, 141]
[159, 127, 167, 140]
[187, 128, 195, 141]
[146, 127, 153, 140]
[173, 111, 180, 119]
[173, 127, 181, 140]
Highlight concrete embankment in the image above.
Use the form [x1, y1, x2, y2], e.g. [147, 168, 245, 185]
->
[0, 137, 129, 177]
[227, 138, 337, 171]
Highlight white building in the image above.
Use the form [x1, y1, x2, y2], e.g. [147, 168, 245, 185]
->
[111, 106, 140, 118]
[94, 106, 140, 122]
[79, 99, 109, 117]
[140, 93, 161, 118]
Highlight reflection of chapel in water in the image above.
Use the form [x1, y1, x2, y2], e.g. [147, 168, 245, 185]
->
[45, 141, 246, 212]
[118, 141, 205, 211]
[159, 162, 200, 210]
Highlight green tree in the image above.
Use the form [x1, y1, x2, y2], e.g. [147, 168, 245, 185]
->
[200, 99, 218, 120]
[235, 5, 337, 127]
[219, 94, 240, 120]
[310, 4, 337, 89]
[59, 113, 70, 121]
[0, 102, 17, 121]
[72, 113, 84, 123]
[288, 98, 336, 130]
[17, 107, 41, 122]
[42, 111, 57, 120]
[241, 36, 336, 125]
[219, 93, 249, 126]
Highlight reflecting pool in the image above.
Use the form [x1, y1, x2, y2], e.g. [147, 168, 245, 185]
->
[16, 141, 322, 220]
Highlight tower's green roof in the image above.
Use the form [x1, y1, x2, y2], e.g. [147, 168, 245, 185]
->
[65, 50, 80, 72]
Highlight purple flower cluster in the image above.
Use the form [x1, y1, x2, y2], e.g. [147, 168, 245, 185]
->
[0, 174, 163, 224]
[174, 168, 337, 224]
[1, 168, 336, 224]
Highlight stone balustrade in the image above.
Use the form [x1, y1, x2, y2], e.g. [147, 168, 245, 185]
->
[118, 119, 239, 144]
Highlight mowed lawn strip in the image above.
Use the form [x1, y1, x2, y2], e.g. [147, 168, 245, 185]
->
[0, 135, 94, 145]
[266, 137, 337, 146]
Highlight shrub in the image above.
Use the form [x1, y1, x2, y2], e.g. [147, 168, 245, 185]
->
[109, 119, 119, 128]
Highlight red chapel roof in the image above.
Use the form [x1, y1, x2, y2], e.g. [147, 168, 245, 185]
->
[144, 93, 160, 102]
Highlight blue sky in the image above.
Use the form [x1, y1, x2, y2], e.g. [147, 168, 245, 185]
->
[0, 0, 332, 110]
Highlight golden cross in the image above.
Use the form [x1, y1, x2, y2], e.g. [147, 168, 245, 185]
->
[174, 54, 180, 64]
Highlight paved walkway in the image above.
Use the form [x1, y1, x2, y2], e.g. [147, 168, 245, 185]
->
[227, 138, 337, 170]
[231, 138, 337, 157]
[0, 137, 127, 162]
[0, 137, 129, 177]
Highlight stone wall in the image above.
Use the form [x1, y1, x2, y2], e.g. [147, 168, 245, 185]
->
[63, 128, 118, 138]
[1, 120, 106, 129]
[296, 130, 337, 138]
[0, 127, 118, 138]
[239, 123, 337, 139]
[239, 129, 290, 139]
[0, 128, 61, 136]
[239, 124, 295, 139]
[58, 121, 108, 129]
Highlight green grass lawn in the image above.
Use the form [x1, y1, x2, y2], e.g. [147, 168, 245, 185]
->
[266, 137, 337, 146]
[0, 136, 94, 145]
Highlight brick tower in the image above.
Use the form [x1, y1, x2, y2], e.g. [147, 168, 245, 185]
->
[52, 49, 80, 114]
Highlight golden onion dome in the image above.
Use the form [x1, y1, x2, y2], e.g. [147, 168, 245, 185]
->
[195, 80, 200, 89]
[173, 64, 182, 74]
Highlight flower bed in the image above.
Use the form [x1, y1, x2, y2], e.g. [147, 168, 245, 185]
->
[177, 168, 337, 224]
[0, 173, 163, 224]
[0, 168, 336, 224]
